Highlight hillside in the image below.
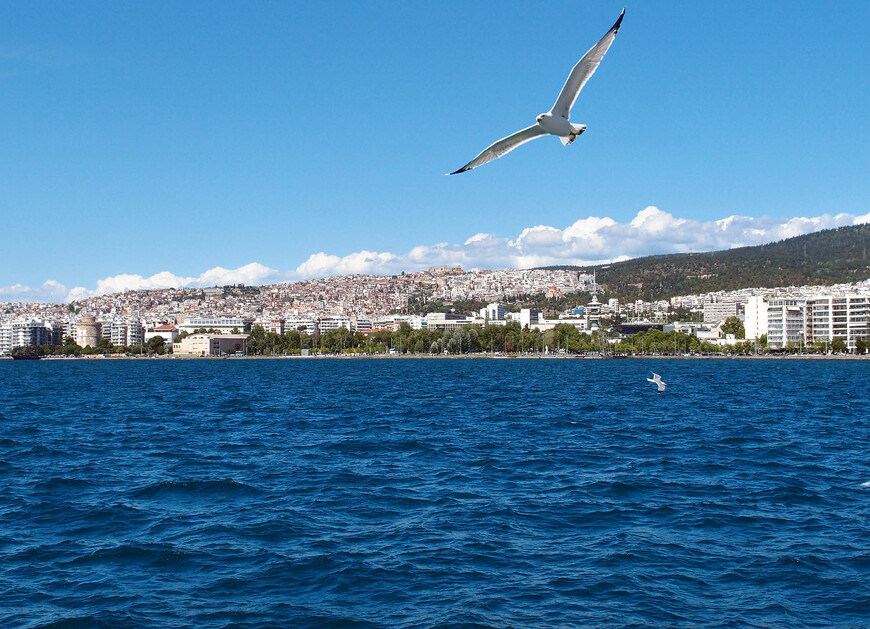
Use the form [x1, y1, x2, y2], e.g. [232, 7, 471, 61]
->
[545, 224, 870, 302]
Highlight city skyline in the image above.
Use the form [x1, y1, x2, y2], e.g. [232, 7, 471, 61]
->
[3, 2, 868, 301]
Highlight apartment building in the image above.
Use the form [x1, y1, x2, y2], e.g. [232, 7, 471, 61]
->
[766, 299, 806, 349]
[806, 294, 870, 350]
[744, 295, 769, 340]
[703, 301, 740, 323]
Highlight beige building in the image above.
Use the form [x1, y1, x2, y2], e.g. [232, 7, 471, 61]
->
[172, 333, 248, 356]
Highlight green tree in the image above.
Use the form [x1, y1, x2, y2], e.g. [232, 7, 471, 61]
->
[831, 336, 847, 354]
[721, 316, 745, 339]
[147, 335, 166, 354]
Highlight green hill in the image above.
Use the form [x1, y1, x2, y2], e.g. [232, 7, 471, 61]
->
[547, 224, 870, 302]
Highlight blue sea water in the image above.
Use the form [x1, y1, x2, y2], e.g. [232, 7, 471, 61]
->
[1, 357, 868, 628]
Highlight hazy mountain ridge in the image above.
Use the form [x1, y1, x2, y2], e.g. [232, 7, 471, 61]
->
[542, 224, 870, 301]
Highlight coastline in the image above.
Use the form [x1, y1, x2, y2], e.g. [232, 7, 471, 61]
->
[9, 353, 869, 361]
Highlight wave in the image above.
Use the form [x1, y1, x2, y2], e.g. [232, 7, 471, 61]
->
[63, 542, 193, 567]
[129, 478, 262, 500]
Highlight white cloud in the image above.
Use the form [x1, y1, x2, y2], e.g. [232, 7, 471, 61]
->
[0, 280, 68, 303]
[3, 207, 868, 303]
[60, 263, 285, 303]
[295, 250, 397, 277]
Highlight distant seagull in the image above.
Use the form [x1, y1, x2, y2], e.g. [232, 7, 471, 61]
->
[647, 372, 666, 393]
[449, 9, 624, 175]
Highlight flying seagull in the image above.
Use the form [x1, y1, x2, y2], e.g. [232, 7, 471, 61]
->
[647, 372, 667, 393]
[449, 9, 624, 175]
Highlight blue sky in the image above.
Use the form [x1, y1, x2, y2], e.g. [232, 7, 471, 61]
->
[2, 1, 868, 301]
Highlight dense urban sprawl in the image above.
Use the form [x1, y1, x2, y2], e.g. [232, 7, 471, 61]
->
[2, 265, 869, 356]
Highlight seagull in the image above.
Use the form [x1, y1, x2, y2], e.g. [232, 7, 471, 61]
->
[647, 372, 666, 393]
[449, 9, 624, 175]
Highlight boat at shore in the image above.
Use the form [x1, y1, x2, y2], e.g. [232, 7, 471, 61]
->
[11, 350, 41, 360]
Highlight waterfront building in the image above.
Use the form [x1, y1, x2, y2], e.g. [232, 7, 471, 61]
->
[284, 317, 318, 335]
[744, 295, 769, 340]
[318, 316, 351, 333]
[127, 321, 144, 346]
[0, 325, 10, 355]
[519, 309, 541, 329]
[75, 314, 101, 349]
[0, 320, 53, 354]
[178, 316, 252, 335]
[424, 313, 483, 331]
[351, 316, 372, 332]
[145, 325, 178, 344]
[766, 299, 806, 349]
[805, 294, 870, 351]
[172, 333, 248, 356]
[252, 319, 285, 335]
[703, 301, 740, 323]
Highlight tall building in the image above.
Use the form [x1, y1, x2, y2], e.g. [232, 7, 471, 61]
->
[806, 294, 870, 351]
[0, 320, 52, 354]
[703, 301, 740, 323]
[744, 295, 769, 340]
[766, 299, 806, 349]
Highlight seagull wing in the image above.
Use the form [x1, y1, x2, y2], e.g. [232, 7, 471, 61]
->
[550, 9, 624, 120]
[449, 124, 547, 175]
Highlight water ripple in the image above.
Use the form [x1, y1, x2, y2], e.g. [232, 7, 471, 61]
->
[0, 358, 868, 627]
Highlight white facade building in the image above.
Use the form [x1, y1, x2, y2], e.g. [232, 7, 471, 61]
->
[703, 301, 740, 323]
[145, 325, 179, 344]
[766, 299, 806, 349]
[179, 316, 251, 335]
[481, 303, 505, 321]
[0, 320, 52, 354]
[806, 294, 870, 351]
[318, 316, 352, 333]
[424, 313, 483, 331]
[744, 295, 769, 340]
[519, 309, 541, 329]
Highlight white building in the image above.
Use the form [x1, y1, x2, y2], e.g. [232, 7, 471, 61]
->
[519, 309, 541, 329]
[0, 320, 52, 354]
[806, 294, 870, 351]
[145, 325, 178, 344]
[252, 319, 285, 334]
[424, 313, 483, 331]
[744, 295, 769, 340]
[284, 317, 318, 335]
[480, 303, 505, 321]
[318, 316, 351, 333]
[351, 316, 373, 332]
[178, 316, 251, 335]
[766, 298, 806, 349]
[703, 301, 740, 323]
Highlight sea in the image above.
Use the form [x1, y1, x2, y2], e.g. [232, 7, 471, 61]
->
[1, 358, 868, 628]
